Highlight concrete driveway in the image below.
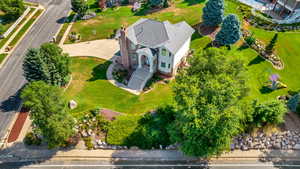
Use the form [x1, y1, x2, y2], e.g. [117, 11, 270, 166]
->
[62, 39, 119, 60]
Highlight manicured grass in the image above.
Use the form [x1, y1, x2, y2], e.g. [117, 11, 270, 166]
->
[67, 0, 204, 43]
[55, 13, 76, 44]
[0, 53, 7, 64]
[8, 9, 43, 48]
[64, 57, 173, 115]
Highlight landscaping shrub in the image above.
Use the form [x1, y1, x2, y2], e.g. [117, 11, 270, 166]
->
[112, 68, 128, 84]
[24, 132, 42, 146]
[245, 35, 256, 46]
[125, 106, 176, 149]
[106, 115, 141, 145]
[83, 136, 93, 150]
[250, 99, 287, 127]
[287, 93, 300, 114]
[144, 74, 163, 91]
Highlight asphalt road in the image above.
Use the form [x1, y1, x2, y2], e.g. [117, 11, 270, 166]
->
[0, 0, 71, 142]
[1, 160, 300, 169]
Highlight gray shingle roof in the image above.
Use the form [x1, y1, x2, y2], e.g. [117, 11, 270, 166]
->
[126, 19, 195, 54]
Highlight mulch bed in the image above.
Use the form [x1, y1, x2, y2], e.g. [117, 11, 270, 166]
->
[7, 107, 29, 143]
[198, 24, 220, 39]
[100, 109, 121, 121]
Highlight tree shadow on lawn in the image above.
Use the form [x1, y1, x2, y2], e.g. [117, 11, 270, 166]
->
[248, 55, 265, 66]
[182, 0, 206, 6]
[88, 60, 112, 81]
[260, 86, 273, 94]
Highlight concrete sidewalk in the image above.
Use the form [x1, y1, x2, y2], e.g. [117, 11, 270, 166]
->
[2, 142, 300, 162]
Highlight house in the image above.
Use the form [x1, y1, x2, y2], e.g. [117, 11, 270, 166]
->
[272, 0, 300, 19]
[115, 18, 194, 91]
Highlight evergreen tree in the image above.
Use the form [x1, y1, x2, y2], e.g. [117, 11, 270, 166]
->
[71, 0, 88, 17]
[149, 0, 165, 8]
[21, 81, 75, 148]
[202, 0, 224, 27]
[23, 43, 70, 86]
[215, 14, 241, 46]
[169, 48, 248, 157]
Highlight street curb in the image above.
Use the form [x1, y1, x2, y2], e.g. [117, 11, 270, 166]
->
[0, 6, 45, 70]
[59, 14, 78, 46]
[54, 11, 71, 42]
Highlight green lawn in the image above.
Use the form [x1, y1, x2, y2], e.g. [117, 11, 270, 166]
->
[65, 0, 300, 114]
[64, 57, 173, 115]
[66, 0, 203, 43]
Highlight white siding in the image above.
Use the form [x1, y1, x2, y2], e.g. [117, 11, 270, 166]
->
[158, 47, 173, 73]
[173, 37, 191, 69]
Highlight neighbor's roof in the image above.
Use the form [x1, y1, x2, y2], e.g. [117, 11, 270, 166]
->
[126, 18, 195, 54]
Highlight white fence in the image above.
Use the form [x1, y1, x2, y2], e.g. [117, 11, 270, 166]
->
[0, 7, 31, 39]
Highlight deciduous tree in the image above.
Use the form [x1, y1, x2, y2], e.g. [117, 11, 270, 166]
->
[21, 81, 75, 148]
[169, 48, 248, 157]
[71, 0, 88, 17]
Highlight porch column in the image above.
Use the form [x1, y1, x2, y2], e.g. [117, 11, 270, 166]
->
[149, 56, 153, 73]
[138, 54, 142, 69]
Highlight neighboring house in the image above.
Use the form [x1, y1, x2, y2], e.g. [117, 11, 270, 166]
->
[272, 0, 300, 18]
[115, 18, 194, 91]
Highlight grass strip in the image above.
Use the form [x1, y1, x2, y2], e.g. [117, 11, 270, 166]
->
[8, 9, 43, 48]
[0, 53, 8, 64]
[0, 8, 35, 49]
[55, 13, 75, 44]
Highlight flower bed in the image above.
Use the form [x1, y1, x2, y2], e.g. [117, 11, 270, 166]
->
[242, 29, 284, 69]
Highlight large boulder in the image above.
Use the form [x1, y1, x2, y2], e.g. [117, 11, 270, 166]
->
[69, 100, 78, 109]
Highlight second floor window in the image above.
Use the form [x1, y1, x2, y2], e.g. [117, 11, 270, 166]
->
[161, 49, 167, 56]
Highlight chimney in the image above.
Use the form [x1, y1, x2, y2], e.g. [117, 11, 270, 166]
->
[119, 26, 130, 69]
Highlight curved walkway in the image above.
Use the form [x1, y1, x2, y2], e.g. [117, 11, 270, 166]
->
[106, 63, 141, 95]
[62, 39, 119, 60]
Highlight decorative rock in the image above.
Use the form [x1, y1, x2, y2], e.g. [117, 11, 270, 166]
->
[293, 144, 300, 150]
[130, 146, 139, 150]
[241, 145, 249, 151]
[272, 142, 281, 149]
[69, 100, 78, 109]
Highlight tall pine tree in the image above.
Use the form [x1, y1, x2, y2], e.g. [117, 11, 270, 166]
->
[215, 14, 241, 46]
[202, 0, 224, 27]
[23, 43, 70, 86]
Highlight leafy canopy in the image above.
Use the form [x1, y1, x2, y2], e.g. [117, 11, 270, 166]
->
[248, 99, 287, 127]
[215, 14, 241, 46]
[23, 43, 70, 87]
[202, 0, 224, 26]
[21, 81, 75, 148]
[0, 0, 25, 20]
[169, 48, 248, 157]
[71, 0, 88, 17]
